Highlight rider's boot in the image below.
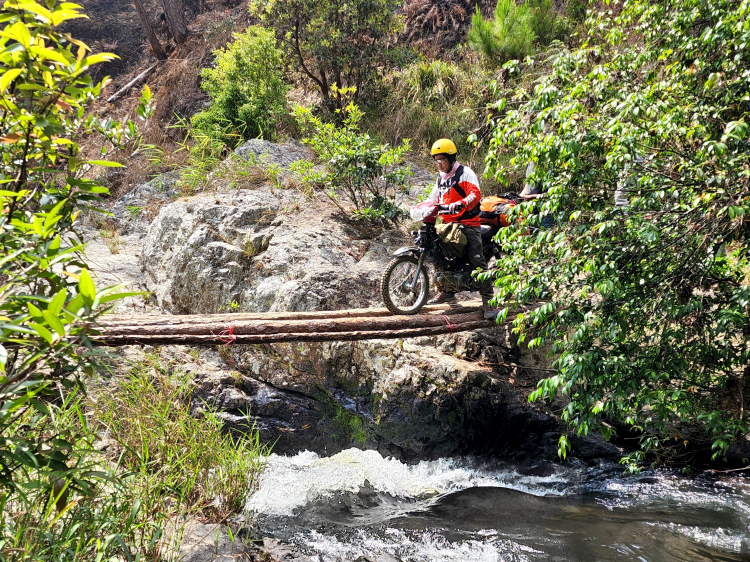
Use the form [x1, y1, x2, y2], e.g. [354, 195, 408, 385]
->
[428, 292, 457, 305]
[482, 297, 500, 320]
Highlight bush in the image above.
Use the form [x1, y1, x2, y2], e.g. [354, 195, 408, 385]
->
[0, 0, 157, 557]
[528, 0, 568, 46]
[191, 26, 288, 145]
[292, 101, 412, 224]
[362, 57, 501, 179]
[0, 391, 163, 562]
[0, 0, 137, 499]
[468, 0, 535, 63]
[486, 0, 750, 468]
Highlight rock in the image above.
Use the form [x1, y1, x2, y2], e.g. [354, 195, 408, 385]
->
[172, 522, 254, 562]
[110, 172, 181, 236]
[261, 538, 315, 562]
[140, 184, 404, 314]
[233, 138, 313, 170]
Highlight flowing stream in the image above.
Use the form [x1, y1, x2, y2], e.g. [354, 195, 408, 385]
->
[245, 449, 750, 561]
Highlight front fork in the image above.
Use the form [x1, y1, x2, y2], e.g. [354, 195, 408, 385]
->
[410, 254, 425, 292]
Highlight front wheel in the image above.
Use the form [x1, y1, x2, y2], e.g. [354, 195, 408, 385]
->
[381, 255, 430, 315]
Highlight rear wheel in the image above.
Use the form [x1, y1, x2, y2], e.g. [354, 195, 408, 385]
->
[381, 255, 430, 315]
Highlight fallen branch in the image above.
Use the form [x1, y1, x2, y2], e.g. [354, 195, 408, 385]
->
[106, 63, 158, 103]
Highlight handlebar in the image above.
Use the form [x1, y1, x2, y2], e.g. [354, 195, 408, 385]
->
[437, 203, 463, 214]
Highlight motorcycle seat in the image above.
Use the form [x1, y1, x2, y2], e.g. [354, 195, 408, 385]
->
[480, 224, 500, 240]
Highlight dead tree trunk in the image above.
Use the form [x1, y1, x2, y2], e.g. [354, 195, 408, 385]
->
[84, 302, 536, 347]
[160, 0, 188, 44]
[133, 0, 168, 60]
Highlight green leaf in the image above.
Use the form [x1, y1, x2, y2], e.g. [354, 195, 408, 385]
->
[42, 310, 66, 337]
[78, 269, 95, 305]
[29, 322, 54, 345]
[48, 288, 67, 315]
[85, 160, 123, 167]
[0, 67, 22, 91]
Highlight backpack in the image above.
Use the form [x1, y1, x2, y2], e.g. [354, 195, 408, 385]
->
[479, 196, 518, 226]
[435, 222, 467, 258]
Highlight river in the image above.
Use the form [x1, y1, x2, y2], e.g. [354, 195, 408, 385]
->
[245, 448, 750, 561]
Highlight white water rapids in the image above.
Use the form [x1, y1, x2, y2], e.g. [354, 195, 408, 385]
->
[245, 448, 750, 562]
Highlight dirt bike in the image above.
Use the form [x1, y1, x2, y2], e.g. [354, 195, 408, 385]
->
[381, 201, 502, 315]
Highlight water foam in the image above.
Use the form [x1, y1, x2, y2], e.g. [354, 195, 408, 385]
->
[293, 528, 540, 562]
[246, 448, 569, 516]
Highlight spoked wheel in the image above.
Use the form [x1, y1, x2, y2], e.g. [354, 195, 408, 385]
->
[381, 255, 430, 315]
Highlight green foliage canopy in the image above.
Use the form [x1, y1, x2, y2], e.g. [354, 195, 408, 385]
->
[0, 0, 136, 505]
[487, 0, 750, 467]
[250, 0, 403, 111]
[192, 26, 288, 144]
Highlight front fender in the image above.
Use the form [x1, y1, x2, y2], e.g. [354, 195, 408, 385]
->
[393, 246, 420, 258]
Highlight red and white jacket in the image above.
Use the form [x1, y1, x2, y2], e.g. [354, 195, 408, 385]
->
[425, 162, 482, 226]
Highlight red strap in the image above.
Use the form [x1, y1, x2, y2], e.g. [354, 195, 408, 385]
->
[218, 325, 236, 345]
[440, 314, 457, 332]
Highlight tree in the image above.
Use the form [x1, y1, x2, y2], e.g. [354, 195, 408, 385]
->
[250, 0, 403, 112]
[485, 0, 750, 468]
[192, 26, 288, 144]
[160, 0, 188, 43]
[133, 0, 168, 60]
[467, 0, 534, 63]
[0, 0, 136, 500]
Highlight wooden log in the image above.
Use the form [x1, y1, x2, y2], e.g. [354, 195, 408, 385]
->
[82, 301, 536, 347]
[88, 316, 505, 347]
[98, 300, 483, 327]
[106, 63, 158, 103]
[96, 310, 490, 338]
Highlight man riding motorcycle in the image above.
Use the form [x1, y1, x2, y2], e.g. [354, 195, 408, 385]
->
[425, 138, 498, 319]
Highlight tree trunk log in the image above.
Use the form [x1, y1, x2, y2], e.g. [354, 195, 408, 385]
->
[98, 300, 483, 327]
[133, 0, 168, 60]
[86, 301, 532, 347]
[160, 0, 188, 43]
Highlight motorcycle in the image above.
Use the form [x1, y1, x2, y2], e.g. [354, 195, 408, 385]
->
[380, 201, 502, 315]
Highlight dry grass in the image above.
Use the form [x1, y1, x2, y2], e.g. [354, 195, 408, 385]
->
[99, 224, 122, 254]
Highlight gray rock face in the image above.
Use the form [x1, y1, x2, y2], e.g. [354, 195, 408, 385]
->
[111, 172, 181, 236]
[140, 186, 405, 314]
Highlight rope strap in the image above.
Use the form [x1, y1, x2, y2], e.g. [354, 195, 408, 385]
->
[218, 325, 236, 345]
[440, 314, 457, 332]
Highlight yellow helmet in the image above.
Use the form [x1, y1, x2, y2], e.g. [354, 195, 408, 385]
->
[431, 138, 457, 157]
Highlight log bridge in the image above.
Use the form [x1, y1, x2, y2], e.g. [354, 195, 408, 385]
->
[94, 300, 526, 347]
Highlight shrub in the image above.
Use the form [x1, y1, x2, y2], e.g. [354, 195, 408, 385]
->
[0, 392, 163, 562]
[292, 101, 412, 224]
[468, 0, 535, 63]
[0, 0, 153, 557]
[362, 57, 501, 178]
[405, 60, 460, 106]
[486, 0, 750, 468]
[528, 0, 566, 46]
[191, 26, 288, 145]
[0, 0, 137, 499]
